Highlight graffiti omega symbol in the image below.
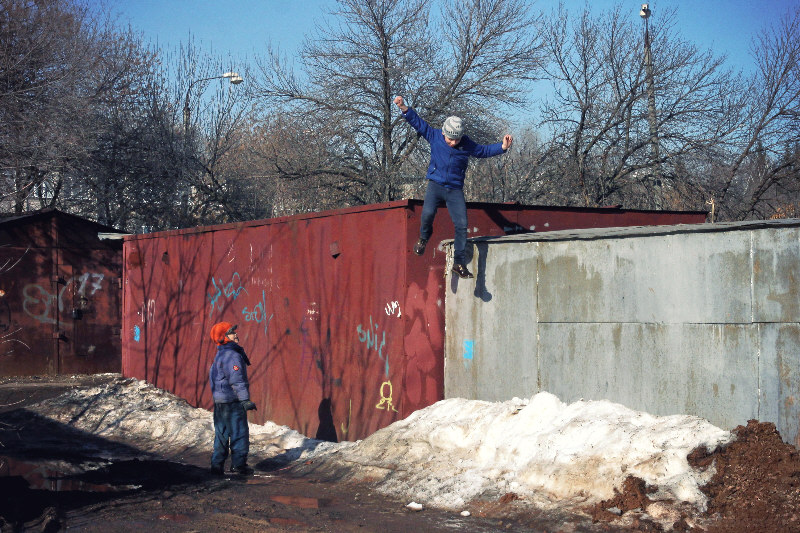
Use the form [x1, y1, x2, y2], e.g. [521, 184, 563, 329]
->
[375, 381, 398, 412]
[207, 272, 248, 317]
[356, 315, 388, 377]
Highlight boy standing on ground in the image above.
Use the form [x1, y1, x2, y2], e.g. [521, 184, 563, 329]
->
[209, 322, 256, 475]
[394, 95, 513, 278]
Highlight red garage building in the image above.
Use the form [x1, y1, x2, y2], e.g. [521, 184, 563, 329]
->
[0, 209, 124, 376]
[122, 200, 706, 441]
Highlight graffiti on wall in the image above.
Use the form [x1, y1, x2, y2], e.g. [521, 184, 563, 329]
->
[0, 247, 28, 275]
[375, 380, 398, 412]
[356, 315, 389, 377]
[141, 299, 156, 324]
[385, 301, 401, 317]
[0, 249, 30, 355]
[204, 271, 275, 341]
[340, 398, 352, 435]
[22, 272, 106, 325]
[1, 327, 30, 356]
[207, 273, 248, 317]
[242, 289, 274, 337]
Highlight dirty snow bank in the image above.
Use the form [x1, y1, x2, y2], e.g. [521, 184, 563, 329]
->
[319, 392, 732, 512]
[38, 377, 317, 459]
[35, 378, 731, 515]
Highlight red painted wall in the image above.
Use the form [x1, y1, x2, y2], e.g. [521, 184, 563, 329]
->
[122, 201, 705, 440]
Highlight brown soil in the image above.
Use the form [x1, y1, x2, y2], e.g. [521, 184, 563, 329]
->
[694, 420, 800, 533]
[589, 420, 800, 532]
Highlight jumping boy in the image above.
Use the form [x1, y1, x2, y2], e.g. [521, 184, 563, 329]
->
[394, 96, 513, 278]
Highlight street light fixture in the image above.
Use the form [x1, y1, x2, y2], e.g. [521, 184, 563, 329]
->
[183, 71, 244, 136]
[640, 4, 662, 208]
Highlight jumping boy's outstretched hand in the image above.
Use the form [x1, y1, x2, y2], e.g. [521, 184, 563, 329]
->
[394, 96, 408, 112]
[502, 134, 513, 151]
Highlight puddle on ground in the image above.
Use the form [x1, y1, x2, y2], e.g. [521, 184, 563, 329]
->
[270, 494, 330, 509]
[0, 456, 139, 493]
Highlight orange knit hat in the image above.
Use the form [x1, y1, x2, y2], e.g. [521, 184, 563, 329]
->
[210, 322, 237, 345]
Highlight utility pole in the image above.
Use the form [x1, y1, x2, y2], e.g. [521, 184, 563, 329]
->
[641, 4, 663, 209]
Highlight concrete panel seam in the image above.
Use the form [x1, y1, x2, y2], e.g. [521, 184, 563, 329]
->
[750, 230, 763, 421]
[757, 323, 762, 420]
[536, 241, 541, 392]
[750, 230, 755, 324]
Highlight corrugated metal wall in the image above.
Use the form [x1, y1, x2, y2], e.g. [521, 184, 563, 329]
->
[122, 200, 706, 441]
[0, 210, 123, 376]
[444, 220, 800, 446]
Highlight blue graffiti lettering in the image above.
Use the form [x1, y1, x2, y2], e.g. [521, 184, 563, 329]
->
[134, 325, 141, 342]
[357, 316, 388, 377]
[207, 272, 248, 317]
[242, 290, 274, 336]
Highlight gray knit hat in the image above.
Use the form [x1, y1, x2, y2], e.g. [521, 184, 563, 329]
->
[442, 116, 464, 140]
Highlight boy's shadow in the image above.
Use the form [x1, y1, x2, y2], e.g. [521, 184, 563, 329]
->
[450, 241, 492, 302]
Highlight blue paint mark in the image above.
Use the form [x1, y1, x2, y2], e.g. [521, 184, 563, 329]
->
[463, 340, 474, 360]
[133, 325, 141, 342]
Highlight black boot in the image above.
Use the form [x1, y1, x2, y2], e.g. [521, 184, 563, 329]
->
[452, 264, 473, 279]
[229, 465, 254, 475]
[413, 238, 428, 255]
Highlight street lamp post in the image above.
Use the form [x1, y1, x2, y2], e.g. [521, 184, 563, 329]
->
[181, 72, 243, 223]
[183, 71, 244, 137]
[640, 4, 662, 208]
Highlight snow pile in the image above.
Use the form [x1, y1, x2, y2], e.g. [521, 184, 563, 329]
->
[39, 377, 313, 459]
[320, 392, 732, 511]
[35, 377, 732, 517]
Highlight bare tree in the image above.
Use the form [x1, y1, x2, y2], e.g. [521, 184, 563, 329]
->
[715, 6, 800, 220]
[0, 0, 149, 213]
[538, 4, 743, 211]
[253, 0, 544, 209]
[466, 126, 549, 204]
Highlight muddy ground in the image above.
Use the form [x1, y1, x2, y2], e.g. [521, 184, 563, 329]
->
[1, 375, 799, 532]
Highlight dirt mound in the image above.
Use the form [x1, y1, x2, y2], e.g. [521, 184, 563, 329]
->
[588, 420, 800, 532]
[693, 419, 800, 532]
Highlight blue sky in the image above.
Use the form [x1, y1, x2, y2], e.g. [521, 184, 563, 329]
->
[110, 0, 798, 74]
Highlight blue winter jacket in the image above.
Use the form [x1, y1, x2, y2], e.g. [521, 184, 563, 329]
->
[209, 341, 250, 403]
[401, 106, 506, 189]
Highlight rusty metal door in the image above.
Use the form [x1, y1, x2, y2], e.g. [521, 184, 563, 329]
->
[0, 246, 57, 374]
[58, 249, 121, 374]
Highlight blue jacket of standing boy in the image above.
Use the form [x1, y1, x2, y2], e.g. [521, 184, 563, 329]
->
[210, 340, 251, 404]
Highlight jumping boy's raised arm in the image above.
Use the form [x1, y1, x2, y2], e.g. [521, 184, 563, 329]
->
[394, 96, 437, 144]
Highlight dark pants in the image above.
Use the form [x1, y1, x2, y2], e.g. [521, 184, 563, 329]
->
[420, 180, 468, 264]
[211, 401, 249, 470]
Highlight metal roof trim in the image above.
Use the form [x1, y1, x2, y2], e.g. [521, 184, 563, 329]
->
[0, 208, 126, 234]
[124, 200, 416, 241]
[123, 200, 709, 242]
[460, 218, 800, 245]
